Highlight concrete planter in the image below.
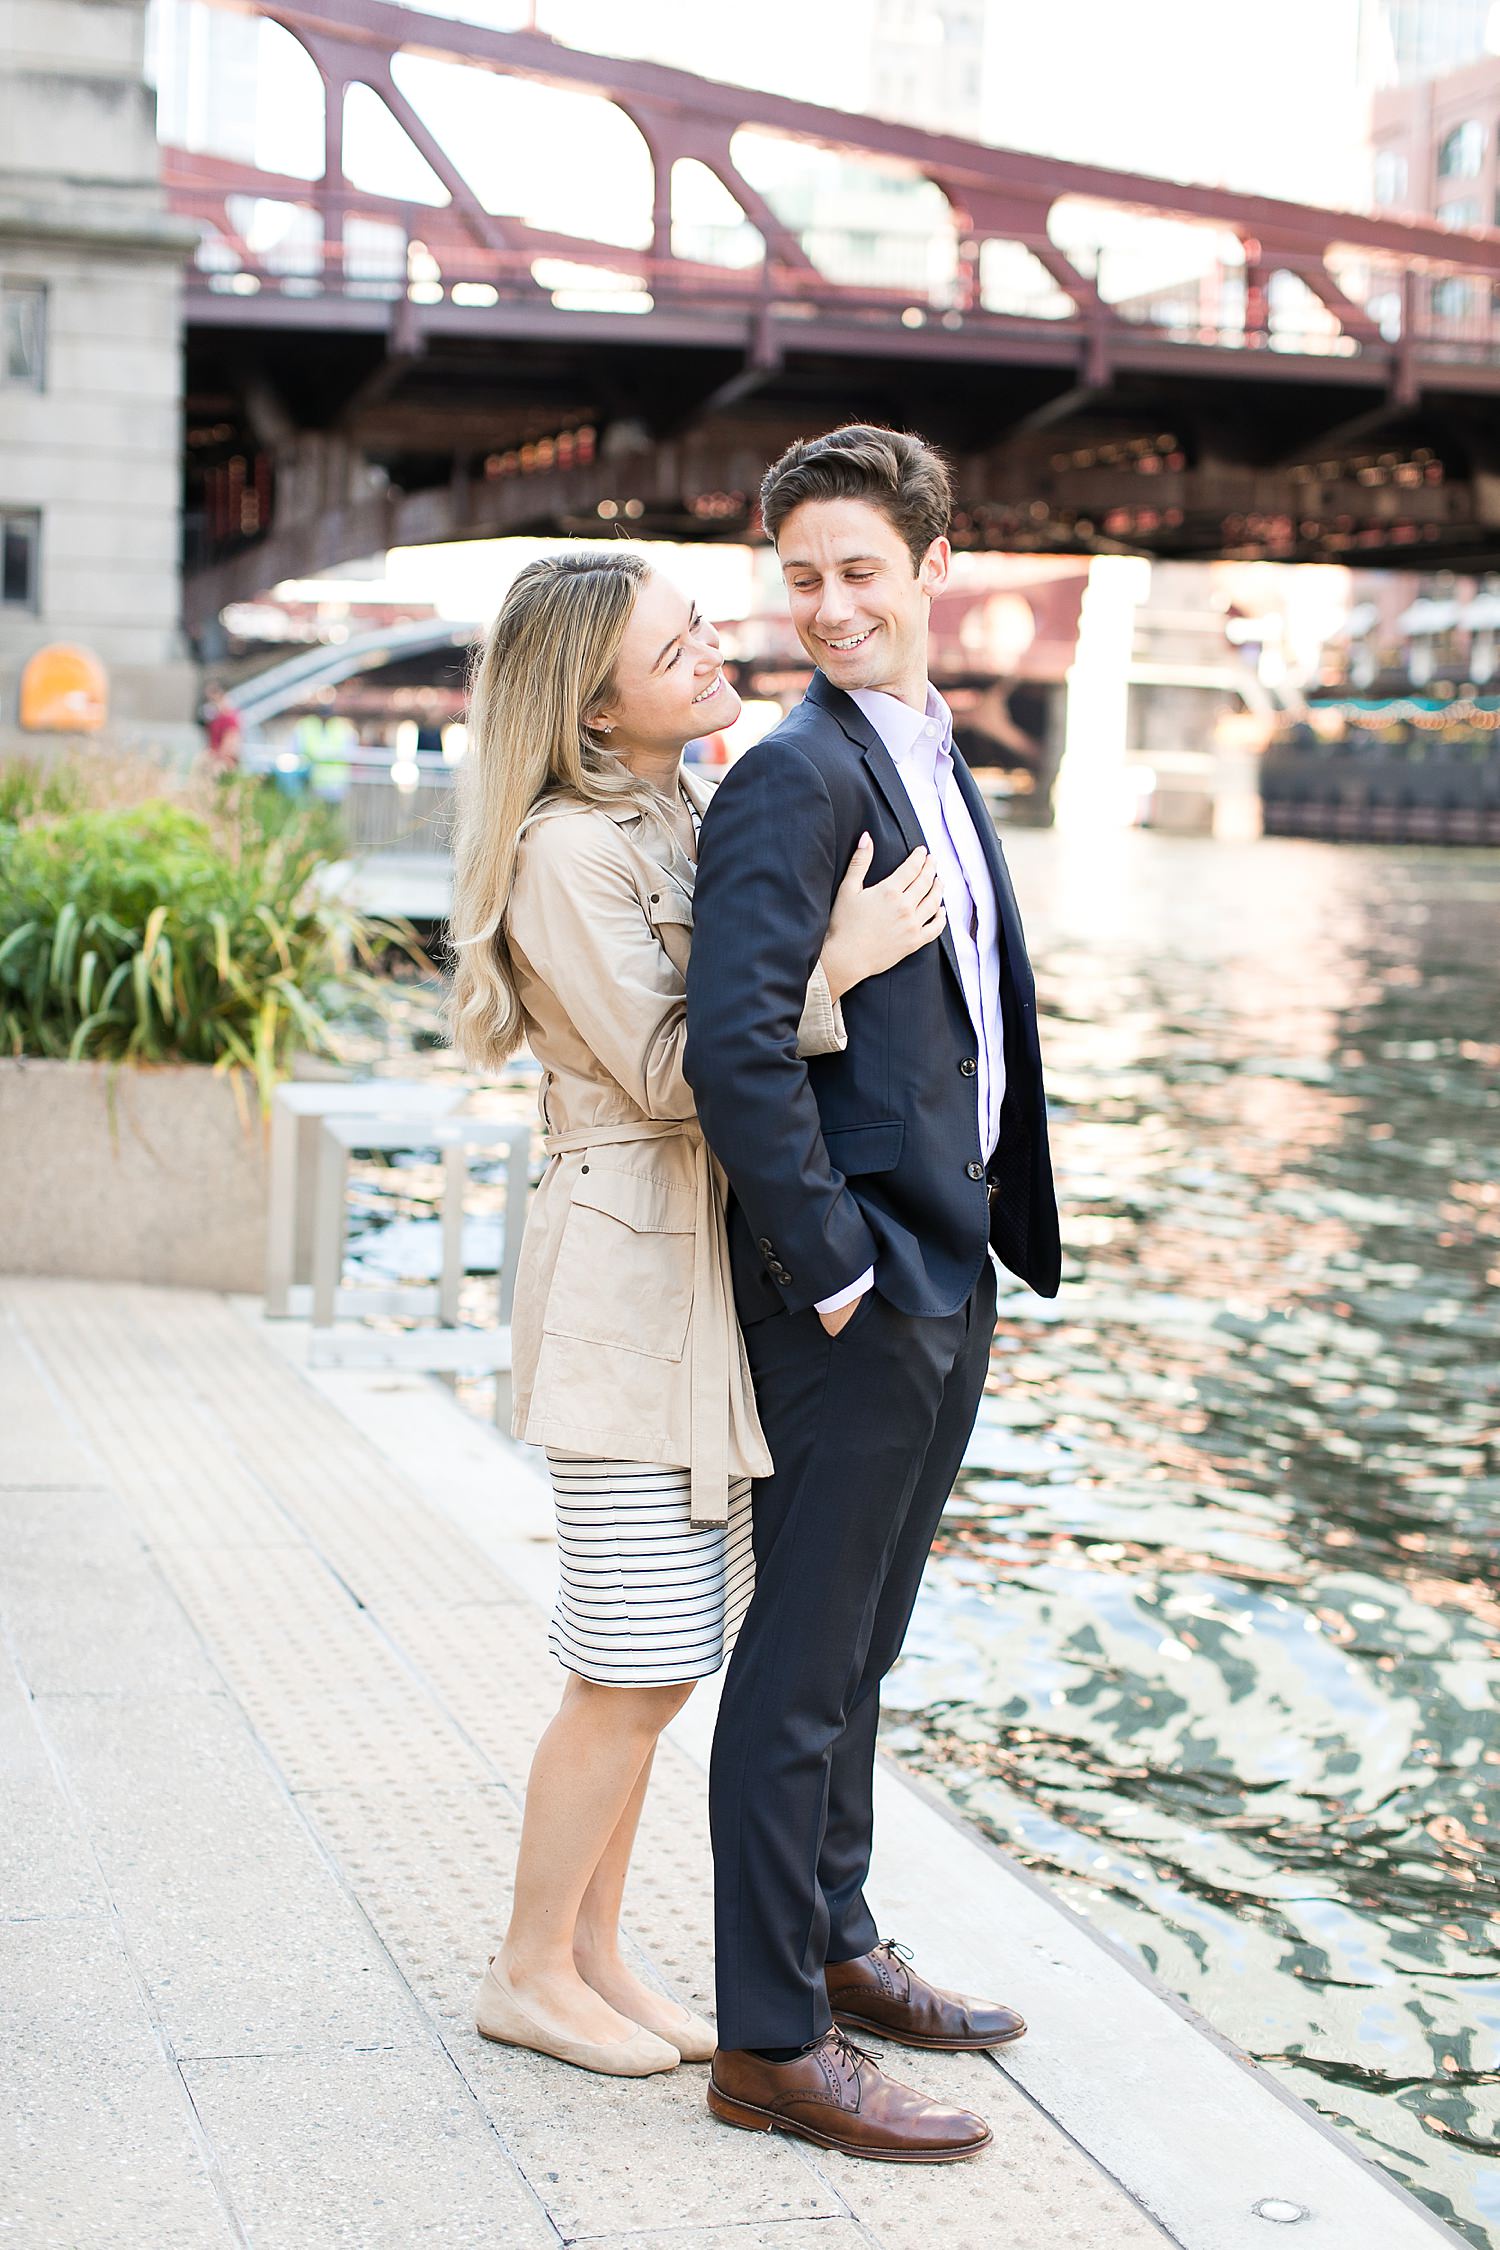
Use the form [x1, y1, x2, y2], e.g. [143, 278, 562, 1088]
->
[0, 1056, 270, 1289]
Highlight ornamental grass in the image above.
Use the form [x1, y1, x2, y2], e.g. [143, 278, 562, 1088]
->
[0, 753, 401, 1106]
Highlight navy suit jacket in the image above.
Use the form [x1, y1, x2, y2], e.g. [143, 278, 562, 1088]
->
[684, 671, 1061, 1324]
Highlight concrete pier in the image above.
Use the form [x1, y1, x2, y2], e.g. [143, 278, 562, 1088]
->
[0, 1277, 1462, 2248]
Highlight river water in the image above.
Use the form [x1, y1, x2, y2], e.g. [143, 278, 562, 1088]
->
[342, 827, 1499, 2242]
[886, 830, 1500, 2246]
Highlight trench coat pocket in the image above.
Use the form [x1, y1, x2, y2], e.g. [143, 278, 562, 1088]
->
[823, 1120, 905, 1176]
[545, 1163, 696, 1360]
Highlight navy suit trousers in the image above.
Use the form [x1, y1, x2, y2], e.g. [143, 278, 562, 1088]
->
[709, 1261, 998, 2051]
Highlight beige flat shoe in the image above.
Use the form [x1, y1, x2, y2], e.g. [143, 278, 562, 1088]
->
[656, 2002, 716, 2064]
[474, 1957, 679, 2077]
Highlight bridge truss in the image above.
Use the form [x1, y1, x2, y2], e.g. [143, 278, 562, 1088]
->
[163, 0, 1500, 617]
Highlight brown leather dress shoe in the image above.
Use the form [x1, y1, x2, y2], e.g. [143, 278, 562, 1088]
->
[707, 2028, 991, 2163]
[827, 1940, 1027, 2052]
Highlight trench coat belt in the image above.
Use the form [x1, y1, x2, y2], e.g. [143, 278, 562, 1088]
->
[540, 1117, 738, 1531]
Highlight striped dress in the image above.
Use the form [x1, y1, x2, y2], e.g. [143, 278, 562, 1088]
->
[545, 1453, 755, 1686]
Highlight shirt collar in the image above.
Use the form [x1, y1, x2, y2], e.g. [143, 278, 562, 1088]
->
[847, 683, 952, 767]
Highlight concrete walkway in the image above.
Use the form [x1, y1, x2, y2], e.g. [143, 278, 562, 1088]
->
[0, 1279, 1460, 2250]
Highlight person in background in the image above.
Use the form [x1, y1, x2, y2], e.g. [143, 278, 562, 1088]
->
[308, 713, 356, 804]
[203, 686, 242, 777]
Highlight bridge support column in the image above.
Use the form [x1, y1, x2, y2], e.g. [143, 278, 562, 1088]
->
[0, 0, 200, 760]
[1055, 556, 1152, 832]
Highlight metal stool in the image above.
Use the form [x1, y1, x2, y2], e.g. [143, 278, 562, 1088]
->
[308, 1111, 533, 1426]
[265, 1079, 464, 1318]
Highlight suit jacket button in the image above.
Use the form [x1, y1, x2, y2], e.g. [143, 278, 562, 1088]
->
[757, 1237, 774, 1254]
[965, 1160, 984, 1180]
[959, 1058, 977, 1077]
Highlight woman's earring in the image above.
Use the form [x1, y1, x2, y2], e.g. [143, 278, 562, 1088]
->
[591, 719, 614, 735]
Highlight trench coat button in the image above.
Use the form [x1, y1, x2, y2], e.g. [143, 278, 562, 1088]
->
[965, 1160, 984, 1180]
[580, 1163, 589, 1173]
[649, 892, 660, 902]
[959, 1058, 978, 1076]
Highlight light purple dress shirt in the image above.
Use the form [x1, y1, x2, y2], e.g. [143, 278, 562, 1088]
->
[815, 683, 1006, 1315]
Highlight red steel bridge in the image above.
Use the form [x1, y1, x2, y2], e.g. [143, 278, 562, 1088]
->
[165, 0, 1500, 625]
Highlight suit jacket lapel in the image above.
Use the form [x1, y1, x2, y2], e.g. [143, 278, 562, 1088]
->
[806, 673, 965, 996]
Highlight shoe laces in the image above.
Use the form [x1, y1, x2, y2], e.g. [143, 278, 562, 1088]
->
[874, 1938, 914, 1997]
[827, 2025, 876, 2078]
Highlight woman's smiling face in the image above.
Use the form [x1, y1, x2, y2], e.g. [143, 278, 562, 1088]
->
[591, 569, 740, 754]
[775, 496, 949, 706]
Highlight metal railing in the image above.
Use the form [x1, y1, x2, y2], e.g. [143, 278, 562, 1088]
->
[244, 742, 455, 856]
[173, 204, 1500, 367]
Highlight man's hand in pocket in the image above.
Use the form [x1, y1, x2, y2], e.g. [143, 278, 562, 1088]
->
[819, 1293, 865, 1338]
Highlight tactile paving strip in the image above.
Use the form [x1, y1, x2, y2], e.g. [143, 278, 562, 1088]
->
[8, 1278, 1171, 2250]
[298, 1777, 523, 2021]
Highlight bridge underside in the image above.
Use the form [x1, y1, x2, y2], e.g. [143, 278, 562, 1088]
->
[184, 297, 1500, 626]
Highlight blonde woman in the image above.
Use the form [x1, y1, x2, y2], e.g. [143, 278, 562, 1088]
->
[450, 548, 946, 2079]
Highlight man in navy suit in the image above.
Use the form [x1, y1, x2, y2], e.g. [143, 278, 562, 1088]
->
[685, 426, 1060, 2163]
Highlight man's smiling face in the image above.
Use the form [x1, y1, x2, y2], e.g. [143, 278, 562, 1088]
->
[775, 496, 949, 709]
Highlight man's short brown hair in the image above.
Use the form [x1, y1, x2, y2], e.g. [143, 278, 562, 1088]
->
[760, 425, 953, 571]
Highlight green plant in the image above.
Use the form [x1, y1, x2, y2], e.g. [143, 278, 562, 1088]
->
[232, 772, 347, 861]
[0, 760, 87, 826]
[0, 775, 403, 1105]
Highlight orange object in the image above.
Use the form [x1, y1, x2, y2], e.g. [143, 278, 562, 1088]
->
[19, 643, 108, 734]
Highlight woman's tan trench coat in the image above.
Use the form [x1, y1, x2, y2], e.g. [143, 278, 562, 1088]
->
[505, 769, 846, 1527]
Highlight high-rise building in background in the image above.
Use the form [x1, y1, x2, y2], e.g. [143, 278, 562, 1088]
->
[867, 0, 988, 137]
[662, 0, 995, 301]
[147, 0, 261, 163]
[1341, 16, 1500, 699]
[1357, 0, 1497, 86]
[1370, 42, 1500, 223]
[755, 0, 991, 300]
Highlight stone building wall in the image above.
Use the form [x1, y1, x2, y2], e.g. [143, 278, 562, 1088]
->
[0, 0, 199, 757]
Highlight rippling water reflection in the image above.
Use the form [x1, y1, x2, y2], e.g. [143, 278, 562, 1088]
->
[884, 831, 1500, 2245]
[338, 828, 1497, 2237]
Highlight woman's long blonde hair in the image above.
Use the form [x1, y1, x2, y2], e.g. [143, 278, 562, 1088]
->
[449, 547, 653, 1068]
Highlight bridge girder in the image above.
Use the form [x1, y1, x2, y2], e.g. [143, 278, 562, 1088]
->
[170, 0, 1500, 623]
[183, 387, 1500, 629]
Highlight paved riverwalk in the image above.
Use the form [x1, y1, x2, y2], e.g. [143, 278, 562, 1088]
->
[1, 1279, 1460, 2249]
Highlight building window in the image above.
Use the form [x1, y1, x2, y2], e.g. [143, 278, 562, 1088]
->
[1432, 275, 1474, 319]
[1437, 120, 1483, 178]
[1439, 197, 1481, 229]
[1373, 148, 1407, 205]
[0, 509, 41, 609]
[1, 280, 45, 388]
[1367, 289, 1402, 340]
